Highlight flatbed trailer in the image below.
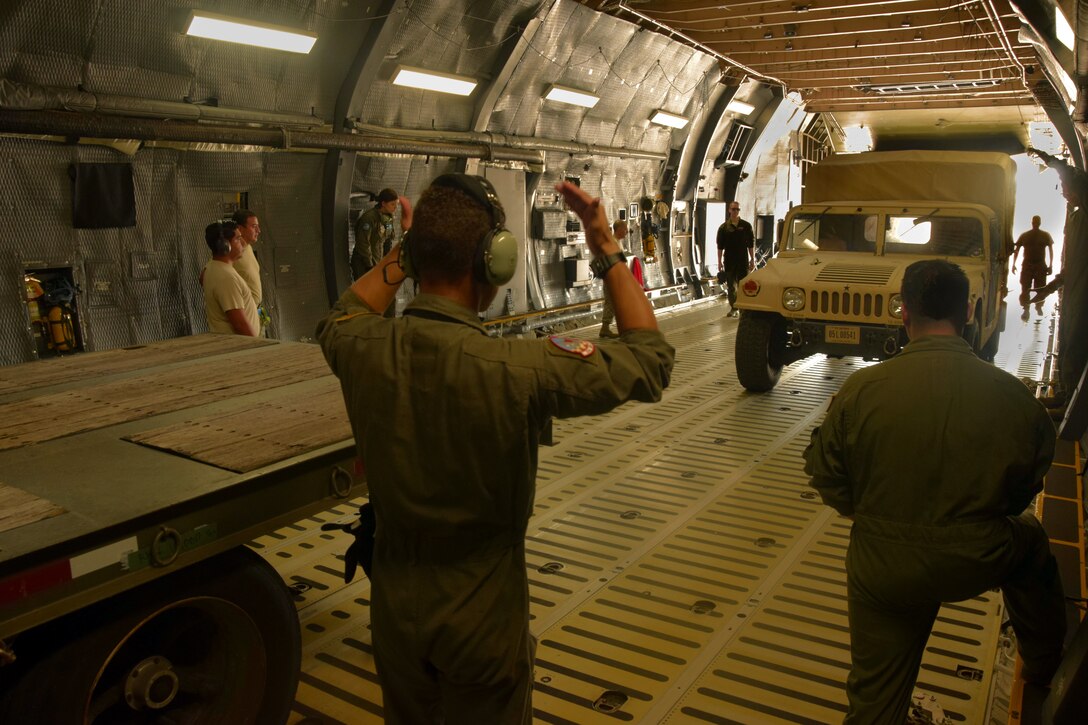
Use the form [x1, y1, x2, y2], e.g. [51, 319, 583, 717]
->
[0, 334, 360, 723]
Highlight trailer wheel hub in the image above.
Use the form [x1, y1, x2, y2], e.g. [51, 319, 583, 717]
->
[124, 656, 179, 710]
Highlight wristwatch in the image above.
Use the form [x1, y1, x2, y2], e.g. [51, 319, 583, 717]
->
[590, 251, 627, 278]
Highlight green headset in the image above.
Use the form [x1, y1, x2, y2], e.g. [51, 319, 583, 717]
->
[210, 219, 234, 256]
[399, 174, 519, 286]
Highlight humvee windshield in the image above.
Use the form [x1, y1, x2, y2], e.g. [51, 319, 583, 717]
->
[786, 213, 877, 253]
[884, 214, 984, 257]
[785, 211, 984, 258]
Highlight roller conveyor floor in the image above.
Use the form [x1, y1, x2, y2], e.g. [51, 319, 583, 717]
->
[267, 294, 1068, 725]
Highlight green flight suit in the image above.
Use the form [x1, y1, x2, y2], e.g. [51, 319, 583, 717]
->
[317, 291, 674, 724]
[351, 207, 396, 317]
[803, 335, 1065, 724]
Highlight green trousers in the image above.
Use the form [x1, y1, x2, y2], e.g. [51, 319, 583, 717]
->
[370, 543, 535, 724]
[844, 513, 1065, 724]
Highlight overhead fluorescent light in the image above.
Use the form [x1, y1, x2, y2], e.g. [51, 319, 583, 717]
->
[545, 85, 600, 108]
[650, 110, 689, 129]
[1055, 8, 1075, 50]
[185, 11, 317, 54]
[865, 78, 1001, 95]
[726, 99, 755, 115]
[392, 66, 478, 96]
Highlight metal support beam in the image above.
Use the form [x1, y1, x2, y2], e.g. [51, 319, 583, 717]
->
[321, 0, 402, 306]
[464, 18, 544, 175]
[0, 110, 544, 161]
[675, 84, 736, 202]
[721, 86, 784, 205]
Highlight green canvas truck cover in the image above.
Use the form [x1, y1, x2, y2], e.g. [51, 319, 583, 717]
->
[803, 150, 1017, 252]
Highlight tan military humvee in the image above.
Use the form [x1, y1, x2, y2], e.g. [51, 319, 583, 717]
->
[733, 151, 1014, 392]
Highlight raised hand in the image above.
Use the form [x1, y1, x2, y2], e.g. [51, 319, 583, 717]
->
[555, 181, 617, 257]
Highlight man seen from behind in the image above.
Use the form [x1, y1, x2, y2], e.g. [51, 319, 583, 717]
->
[804, 259, 1065, 723]
[1011, 214, 1055, 320]
[316, 175, 674, 724]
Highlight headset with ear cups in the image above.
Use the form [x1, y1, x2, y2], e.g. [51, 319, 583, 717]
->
[398, 174, 519, 286]
[213, 220, 232, 256]
[205, 218, 236, 257]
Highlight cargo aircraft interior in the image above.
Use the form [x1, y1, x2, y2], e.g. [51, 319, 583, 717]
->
[0, 1, 1086, 724]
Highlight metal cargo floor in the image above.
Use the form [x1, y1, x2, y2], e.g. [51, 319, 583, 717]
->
[265, 297, 1057, 724]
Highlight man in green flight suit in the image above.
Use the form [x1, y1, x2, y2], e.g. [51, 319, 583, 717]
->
[317, 174, 674, 724]
[351, 187, 403, 280]
[804, 259, 1066, 724]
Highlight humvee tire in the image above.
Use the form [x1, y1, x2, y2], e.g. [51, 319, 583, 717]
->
[979, 329, 1000, 363]
[736, 311, 788, 392]
[962, 319, 979, 351]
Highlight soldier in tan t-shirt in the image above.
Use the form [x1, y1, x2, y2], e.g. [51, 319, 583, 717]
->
[231, 210, 262, 304]
[200, 220, 259, 336]
[232, 209, 270, 333]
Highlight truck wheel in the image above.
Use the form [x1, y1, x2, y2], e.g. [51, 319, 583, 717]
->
[979, 330, 1000, 363]
[0, 547, 300, 725]
[735, 311, 788, 392]
[962, 320, 979, 351]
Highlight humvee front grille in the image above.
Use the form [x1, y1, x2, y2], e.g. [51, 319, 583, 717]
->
[814, 264, 897, 285]
[810, 290, 885, 317]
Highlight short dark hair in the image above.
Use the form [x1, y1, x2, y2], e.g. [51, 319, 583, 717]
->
[901, 260, 969, 331]
[409, 185, 491, 282]
[231, 209, 256, 226]
[375, 188, 398, 204]
[204, 220, 238, 254]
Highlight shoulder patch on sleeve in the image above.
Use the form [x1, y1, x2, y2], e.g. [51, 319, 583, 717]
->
[548, 335, 596, 357]
[360, 223, 372, 232]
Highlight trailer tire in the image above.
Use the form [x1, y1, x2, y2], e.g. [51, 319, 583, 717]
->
[0, 546, 300, 725]
[735, 311, 788, 392]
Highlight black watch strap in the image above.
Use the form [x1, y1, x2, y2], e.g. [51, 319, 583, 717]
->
[591, 251, 627, 278]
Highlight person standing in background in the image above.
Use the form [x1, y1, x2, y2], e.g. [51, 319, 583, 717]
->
[1011, 214, 1055, 320]
[231, 209, 270, 333]
[201, 220, 258, 337]
[716, 201, 755, 317]
[352, 188, 411, 317]
[352, 189, 403, 280]
[598, 219, 627, 338]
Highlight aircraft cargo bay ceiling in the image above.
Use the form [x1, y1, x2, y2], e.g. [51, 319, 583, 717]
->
[0, 0, 1075, 159]
[578, 1, 1075, 152]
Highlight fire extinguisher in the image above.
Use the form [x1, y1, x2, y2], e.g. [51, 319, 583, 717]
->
[46, 304, 76, 352]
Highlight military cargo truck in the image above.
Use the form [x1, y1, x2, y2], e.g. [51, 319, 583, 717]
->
[733, 150, 1014, 391]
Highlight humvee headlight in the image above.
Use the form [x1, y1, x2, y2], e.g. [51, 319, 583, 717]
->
[889, 294, 903, 319]
[782, 287, 805, 311]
